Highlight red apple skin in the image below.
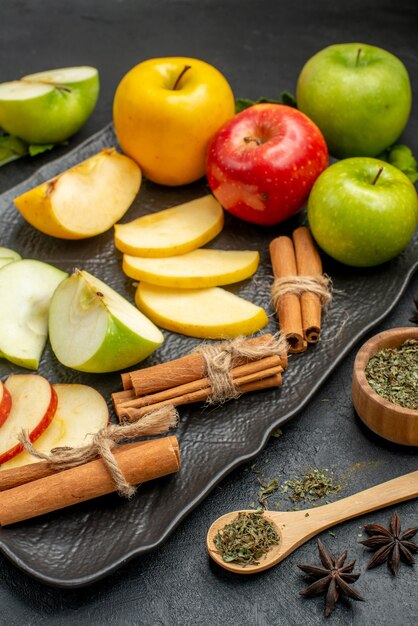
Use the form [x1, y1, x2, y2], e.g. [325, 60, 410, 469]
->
[0, 382, 12, 428]
[206, 104, 328, 226]
[0, 384, 58, 465]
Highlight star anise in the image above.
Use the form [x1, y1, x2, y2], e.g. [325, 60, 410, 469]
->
[410, 296, 418, 324]
[360, 511, 418, 575]
[298, 539, 364, 617]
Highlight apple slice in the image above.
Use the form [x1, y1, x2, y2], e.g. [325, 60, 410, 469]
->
[0, 247, 21, 269]
[49, 269, 164, 372]
[0, 374, 57, 465]
[114, 195, 224, 257]
[122, 249, 260, 288]
[0, 66, 99, 144]
[0, 381, 12, 429]
[135, 283, 268, 339]
[14, 148, 141, 240]
[0, 259, 67, 369]
[0, 384, 109, 470]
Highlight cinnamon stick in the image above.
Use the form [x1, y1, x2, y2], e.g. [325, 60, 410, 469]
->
[113, 355, 282, 414]
[0, 437, 180, 526]
[270, 237, 306, 353]
[119, 373, 282, 422]
[0, 441, 147, 492]
[293, 226, 323, 343]
[126, 334, 287, 396]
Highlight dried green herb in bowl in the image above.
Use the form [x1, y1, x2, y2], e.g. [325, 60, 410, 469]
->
[213, 510, 280, 566]
[365, 339, 418, 410]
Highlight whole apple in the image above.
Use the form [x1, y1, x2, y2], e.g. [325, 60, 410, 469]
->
[296, 43, 412, 158]
[113, 57, 235, 186]
[206, 103, 328, 226]
[308, 158, 418, 267]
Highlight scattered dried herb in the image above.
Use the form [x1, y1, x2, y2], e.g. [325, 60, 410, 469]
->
[365, 339, 418, 410]
[298, 539, 364, 617]
[410, 296, 418, 325]
[281, 468, 342, 504]
[213, 510, 280, 566]
[360, 511, 418, 575]
[257, 479, 279, 508]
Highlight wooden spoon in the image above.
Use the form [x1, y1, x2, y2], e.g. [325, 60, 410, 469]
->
[207, 470, 418, 574]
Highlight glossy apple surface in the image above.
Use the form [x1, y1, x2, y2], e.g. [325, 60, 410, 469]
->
[297, 43, 412, 158]
[206, 103, 328, 226]
[308, 158, 418, 267]
[0, 374, 57, 465]
[113, 57, 235, 186]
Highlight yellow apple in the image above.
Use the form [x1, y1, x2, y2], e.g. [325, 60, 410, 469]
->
[113, 57, 235, 186]
[14, 148, 141, 239]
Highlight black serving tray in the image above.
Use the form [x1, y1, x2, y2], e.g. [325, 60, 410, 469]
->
[0, 124, 417, 587]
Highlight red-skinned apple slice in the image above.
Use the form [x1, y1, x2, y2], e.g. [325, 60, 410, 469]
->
[0, 374, 57, 465]
[0, 381, 12, 428]
[0, 384, 109, 470]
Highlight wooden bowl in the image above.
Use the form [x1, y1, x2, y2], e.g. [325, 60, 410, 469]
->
[352, 327, 418, 446]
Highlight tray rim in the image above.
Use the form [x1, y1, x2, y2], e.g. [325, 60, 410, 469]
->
[0, 124, 417, 587]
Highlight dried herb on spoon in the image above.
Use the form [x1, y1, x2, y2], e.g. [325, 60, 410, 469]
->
[360, 511, 418, 575]
[298, 539, 364, 617]
[213, 510, 280, 566]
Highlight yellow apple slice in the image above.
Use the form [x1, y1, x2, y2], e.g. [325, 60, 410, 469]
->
[114, 195, 224, 257]
[123, 249, 260, 288]
[0, 384, 109, 470]
[135, 283, 268, 339]
[0, 381, 12, 428]
[14, 148, 141, 239]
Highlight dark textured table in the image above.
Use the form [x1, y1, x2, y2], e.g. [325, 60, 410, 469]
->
[1, 1, 417, 624]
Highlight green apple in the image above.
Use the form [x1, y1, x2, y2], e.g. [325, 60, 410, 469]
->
[0, 66, 99, 144]
[0, 247, 21, 269]
[297, 43, 412, 158]
[0, 259, 67, 369]
[48, 269, 163, 373]
[308, 158, 418, 267]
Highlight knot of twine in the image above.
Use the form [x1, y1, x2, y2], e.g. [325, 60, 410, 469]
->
[271, 275, 332, 307]
[195, 333, 288, 404]
[17, 405, 178, 499]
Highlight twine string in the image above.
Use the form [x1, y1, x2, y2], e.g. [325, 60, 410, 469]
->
[195, 333, 288, 404]
[271, 274, 332, 308]
[17, 405, 178, 498]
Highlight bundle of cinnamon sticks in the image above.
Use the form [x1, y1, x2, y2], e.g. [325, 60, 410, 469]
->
[270, 226, 330, 353]
[112, 334, 288, 422]
[0, 437, 180, 526]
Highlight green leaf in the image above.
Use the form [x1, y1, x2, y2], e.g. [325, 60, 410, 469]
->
[0, 134, 28, 166]
[377, 144, 418, 183]
[235, 92, 297, 113]
[28, 143, 55, 157]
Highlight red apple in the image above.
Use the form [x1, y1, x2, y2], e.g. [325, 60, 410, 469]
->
[0, 374, 58, 465]
[0, 381, 12, 428]
[206, 103, 328, 226]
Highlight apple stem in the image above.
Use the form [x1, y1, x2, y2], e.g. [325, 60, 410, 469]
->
[356, 48, 362, 67]
[243, 136, 263, 146]
[372, 166, 384, 185]
[173, 65, 191, 90]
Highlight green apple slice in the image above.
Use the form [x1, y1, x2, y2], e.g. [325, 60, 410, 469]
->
[122, 249, 260, 288]
[0, 260, 67, 369]
[48, 269, 164, 372]
[135, 283, 268, 339]
[0, 247, 21, 269]
[0, 66, 99, 144]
